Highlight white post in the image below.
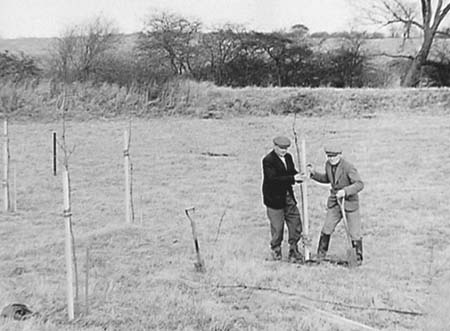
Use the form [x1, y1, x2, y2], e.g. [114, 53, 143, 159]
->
[300, 139, 311, 261]
[62, 167, 75, 320]
[3, 120, 10, 212]
[139, 195, 143, 225]
[85, 246, 89, 316]
[124, 130, 132, 223]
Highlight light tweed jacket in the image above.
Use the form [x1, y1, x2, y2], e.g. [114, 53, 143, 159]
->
[311, 158, 364, 211]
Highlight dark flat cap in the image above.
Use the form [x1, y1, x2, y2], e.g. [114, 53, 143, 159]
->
[273, 136, 291, 148]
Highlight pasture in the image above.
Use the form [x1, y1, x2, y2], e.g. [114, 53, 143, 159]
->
[0, 110, 449, 330]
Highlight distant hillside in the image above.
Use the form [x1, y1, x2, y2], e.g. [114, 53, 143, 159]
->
[0, 37, 54, 58]
[0, 34, 137, 54]
[317, 37, 450, 62]
[0, 33, 138, 66]
[2, 33, 449, 64]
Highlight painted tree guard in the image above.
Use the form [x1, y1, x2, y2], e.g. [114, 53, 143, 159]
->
[62, 167, 75, 320]
[3, 120, 10, 212]
[300, 139, 311, 261]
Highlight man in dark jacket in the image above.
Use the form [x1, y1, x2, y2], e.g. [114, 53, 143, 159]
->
[308, 145, 364, 265]
[262, 136, 305, 263]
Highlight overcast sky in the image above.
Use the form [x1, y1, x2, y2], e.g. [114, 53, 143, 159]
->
[0, 0, 359, 39]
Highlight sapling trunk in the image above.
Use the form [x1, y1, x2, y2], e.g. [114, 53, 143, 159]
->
[3, 120, 10, 212]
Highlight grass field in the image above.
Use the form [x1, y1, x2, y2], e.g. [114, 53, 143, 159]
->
[0, 110, 449, 330]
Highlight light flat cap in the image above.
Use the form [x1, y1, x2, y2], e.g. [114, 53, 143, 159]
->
[273, 136, 291, 148]
[324, 144, 342, 155]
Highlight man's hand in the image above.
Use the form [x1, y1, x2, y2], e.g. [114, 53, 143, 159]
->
[294, 173, 307, 182]
[306, 164, 315, 177]
[336, 189, 346, 199]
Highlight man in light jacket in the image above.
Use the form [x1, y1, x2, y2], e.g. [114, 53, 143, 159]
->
[308, 145, 364, 265]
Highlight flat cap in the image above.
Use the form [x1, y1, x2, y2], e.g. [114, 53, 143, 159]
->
[273, 136, 291, 148]
[324, 144, 342, 155]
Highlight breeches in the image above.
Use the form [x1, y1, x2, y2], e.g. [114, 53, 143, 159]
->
[266, 194, 302, 249]
[322, 205, 361, 240]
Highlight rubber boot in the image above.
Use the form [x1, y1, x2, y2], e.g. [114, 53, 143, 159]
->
[288, 244, 304, 264]
[317, 232, 330, 261]
[270, 246, 282, 261]
[352, 239, 363, 266]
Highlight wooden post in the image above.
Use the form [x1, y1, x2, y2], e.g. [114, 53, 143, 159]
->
[62, 167, 75, 320]
[300, 139, 311, 261]
[52, 132, 57, 176]
[3, 120, 10, 212]
[124, 130, 132, 223]
[185, 207, 206, 272]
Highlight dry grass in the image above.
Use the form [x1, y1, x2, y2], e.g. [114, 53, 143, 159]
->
[0, 110, 449, 330]
[2, 79, 450, 121]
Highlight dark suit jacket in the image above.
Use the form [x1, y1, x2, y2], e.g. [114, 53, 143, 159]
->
[262, 150, 298, 209]
[311, 158, 364, 211]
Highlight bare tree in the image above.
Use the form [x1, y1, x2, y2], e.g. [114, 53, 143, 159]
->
[355, 0, 450, 86]
[333, 32, 368, 87]
[137, 12, 201, 76]
[253, 32, 293, 86]
[201, 24, 245, 84]
[51, 16, 118, 82]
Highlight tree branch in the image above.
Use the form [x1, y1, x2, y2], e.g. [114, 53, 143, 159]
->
[432, 0, 444, 30]
[384, 18, 423, 30]
[438, 3, 450, 25]
[421, 0, 431, 27]
[214, 204, 229, 243]
[436, 29, 450, 37]
[217, 283, 424, 317]
[372, 52, 414, 60]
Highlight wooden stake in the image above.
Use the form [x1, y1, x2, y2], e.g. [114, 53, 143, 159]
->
[52, 132, 57, 176]
[3, 120, 10, 212]
[124, 130, 132, 223]
[185, 207, 206, 272]
[62, 167, 75, 320]
[300, 139, 311, 261]
[338, 199, 358, 268]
